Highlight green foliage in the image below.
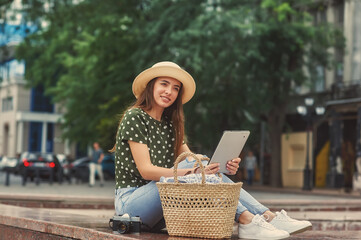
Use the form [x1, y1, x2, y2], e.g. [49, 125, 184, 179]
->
[17, 0, 141, 149]
[15, 0, 344, 176]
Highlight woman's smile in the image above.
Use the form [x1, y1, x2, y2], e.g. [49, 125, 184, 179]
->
[161, 95, 171, 103]
[153, 77, 182, 109]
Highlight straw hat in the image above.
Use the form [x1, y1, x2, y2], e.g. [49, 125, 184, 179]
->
[132, 61, 196, 104]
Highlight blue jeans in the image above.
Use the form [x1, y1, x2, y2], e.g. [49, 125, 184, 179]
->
[114, 157, 269, 229]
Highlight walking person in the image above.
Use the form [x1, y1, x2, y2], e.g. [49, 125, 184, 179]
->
[89, 142, 105, 187]
[245, 150, 257, 185]
[111, 61, 312, 239]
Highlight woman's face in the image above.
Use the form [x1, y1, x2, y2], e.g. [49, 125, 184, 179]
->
[153, 77, 182, 110]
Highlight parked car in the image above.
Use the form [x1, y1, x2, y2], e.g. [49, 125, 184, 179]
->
[65, 154, 115, 183]
[101, 154, 114, 180]
[65, 157, 90, 183]
[56, 154, 68, 166]
[56, 154, 72, 182]
[0, 156, 19, 173]
[18, 152, 63, 183]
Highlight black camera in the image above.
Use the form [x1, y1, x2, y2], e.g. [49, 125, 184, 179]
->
[109, 214, 141, 234]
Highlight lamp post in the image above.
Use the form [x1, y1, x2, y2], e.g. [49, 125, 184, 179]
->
[297, 98, 325, 191]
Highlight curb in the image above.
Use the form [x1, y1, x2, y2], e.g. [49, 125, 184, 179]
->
[0, 194, 114, 209]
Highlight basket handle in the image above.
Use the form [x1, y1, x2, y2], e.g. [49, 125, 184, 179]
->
[173, 152, 210, 184]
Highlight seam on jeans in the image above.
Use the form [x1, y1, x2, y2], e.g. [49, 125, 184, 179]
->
[124, 183, 156, 203]
[115, 188, 136, 214]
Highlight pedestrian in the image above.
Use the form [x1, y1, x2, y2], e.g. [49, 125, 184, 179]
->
[245, 150, 257, 185]
[89, 142, 104, 187]
[111, 61, 312, 239]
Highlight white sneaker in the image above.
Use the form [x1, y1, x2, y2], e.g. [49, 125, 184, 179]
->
[269, 209, 312, 234]
[238, 214, 290, 240]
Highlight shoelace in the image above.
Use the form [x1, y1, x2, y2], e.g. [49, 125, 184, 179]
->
[253, 215, 278, 230]
[276, 209, 295, 221]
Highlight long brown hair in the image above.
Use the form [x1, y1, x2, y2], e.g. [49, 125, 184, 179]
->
[110, 78, 185, 160]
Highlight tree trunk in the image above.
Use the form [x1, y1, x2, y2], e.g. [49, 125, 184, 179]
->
[267, 103, 287, 187]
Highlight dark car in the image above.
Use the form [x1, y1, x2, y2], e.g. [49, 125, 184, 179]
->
[18, 152, 63, 184]
[67, 157, 90, 183]
[102, 154, 115, 180]
[66, 154, 115, 183]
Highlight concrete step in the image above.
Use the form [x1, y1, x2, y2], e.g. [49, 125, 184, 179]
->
[0, 193, 114, 209]
[1, 203, 361, 240]
[265, 199, 361, 212]
[2, 193, 361, 212]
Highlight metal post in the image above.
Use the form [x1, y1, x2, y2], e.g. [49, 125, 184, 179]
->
[303, 114, 312, 190]
[35, 168, 40, 185]
[5, 168, 10, 186]
[49, 168, 54, 185]
[22, 168, 27, 186]
[355, 107, 361, 155]
[260, 122, 265, 185]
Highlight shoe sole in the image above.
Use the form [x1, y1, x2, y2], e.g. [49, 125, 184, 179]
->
[290, 225, 312, 235]
[238, 234, 290, 240]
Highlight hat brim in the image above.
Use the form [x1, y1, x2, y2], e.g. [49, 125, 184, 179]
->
[132, 66, 196, 104]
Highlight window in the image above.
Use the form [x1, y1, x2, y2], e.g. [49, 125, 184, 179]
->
[335, 0, 344, 24]
[315, 66, 325, 92]
[0, 60, 25, 83]
[30, 85, 54, 113]
[2, 97, 13, 112]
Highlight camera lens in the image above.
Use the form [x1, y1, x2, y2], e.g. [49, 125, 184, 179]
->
[117, 221, 130, 234]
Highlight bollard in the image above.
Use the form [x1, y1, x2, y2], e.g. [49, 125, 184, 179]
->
[22, 168, 27, 186]
[35, 168, 40, 185]
[58, 169, 63, 185]
[5, 168, 10, 186]
[49, 168, 54, 185]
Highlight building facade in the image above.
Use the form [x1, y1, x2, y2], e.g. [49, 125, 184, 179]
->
[0, 1, 76, 158]
[283, 0, 361, 190]
[0, 77, 76, 158]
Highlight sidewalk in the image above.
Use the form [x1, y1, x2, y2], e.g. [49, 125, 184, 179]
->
[1, 203, 360, 240]
[244, 183, 361, 199]
[1, 175, 361, 239]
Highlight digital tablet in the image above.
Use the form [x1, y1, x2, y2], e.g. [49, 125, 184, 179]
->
[208, 130, 250, 173]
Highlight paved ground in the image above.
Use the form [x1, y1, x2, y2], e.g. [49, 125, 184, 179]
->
[1, 172, 361, 239]
[2, 172, 360, 201]
[0, 172, 115, 197]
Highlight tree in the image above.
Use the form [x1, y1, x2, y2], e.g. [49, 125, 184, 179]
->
[16, 0, 344, 187]
[17, 0, 142, 150]
[136, 0, 344, 186]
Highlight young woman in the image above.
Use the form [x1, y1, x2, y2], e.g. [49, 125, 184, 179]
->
[112, 61, 311, 240]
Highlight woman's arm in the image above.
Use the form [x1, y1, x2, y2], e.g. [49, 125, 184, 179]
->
[129, 141, 194, 181]
[180, 143, 240, 175]
[178, 143, 204, 160]
[178, 143, 220, 174]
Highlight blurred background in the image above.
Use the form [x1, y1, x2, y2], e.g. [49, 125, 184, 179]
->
[0, 0, 360, 192]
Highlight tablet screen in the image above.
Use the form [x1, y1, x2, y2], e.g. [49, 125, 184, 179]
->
[208, 130, 250, 173]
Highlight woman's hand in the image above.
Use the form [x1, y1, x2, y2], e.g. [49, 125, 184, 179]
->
[194, 163, 220, 175]
[226, 158, 241, 175]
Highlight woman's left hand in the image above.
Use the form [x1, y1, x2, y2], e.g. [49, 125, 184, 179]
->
[226, 158, 241, 175]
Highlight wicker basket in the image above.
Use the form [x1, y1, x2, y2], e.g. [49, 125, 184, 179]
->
[156, 152, 243, 239]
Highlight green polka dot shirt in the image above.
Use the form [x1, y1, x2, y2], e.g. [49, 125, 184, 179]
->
[115, 108, 176, 188]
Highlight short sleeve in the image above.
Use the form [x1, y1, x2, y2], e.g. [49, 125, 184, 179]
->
[118, 109, 148, 144]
